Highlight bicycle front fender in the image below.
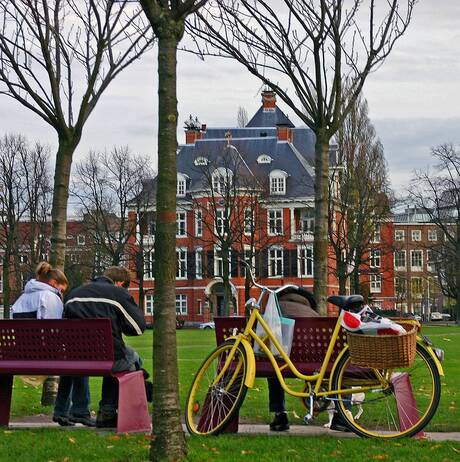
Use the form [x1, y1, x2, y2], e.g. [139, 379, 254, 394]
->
[227, 336, 256, 389]
[419, 341, 445, 376]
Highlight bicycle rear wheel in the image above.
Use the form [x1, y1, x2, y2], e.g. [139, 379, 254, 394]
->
[185, 340, 248, 435]
[331, 343, 441, 438]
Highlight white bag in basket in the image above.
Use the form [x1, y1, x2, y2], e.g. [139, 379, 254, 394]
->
[254, 292, 295, 357]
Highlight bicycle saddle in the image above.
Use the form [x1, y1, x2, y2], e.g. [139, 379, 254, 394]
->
[327, 294, 364, 311]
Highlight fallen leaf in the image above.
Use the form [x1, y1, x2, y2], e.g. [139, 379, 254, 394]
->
[68, 437, 76, 444]
[442, 338, 451, 342]
[106, 445, 114, 449]
[107, 435, 121, 441]
[3, 431, 12, 434]
[452, 447, 460, 454]
[372, 456, 387, 460]
[62, 458, 70, 462]
[241, 450, 255, 455]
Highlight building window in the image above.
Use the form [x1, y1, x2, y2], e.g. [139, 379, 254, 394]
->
[213, 247, 230, 278]
[19, 255, 28, 264]
[269, 170, 287, 195]
[144, 250, 155, 280]
[244, 208, 253, 235]
[427, 250, 435, 272]
[145, 295, 154, 315]
[177, 176, 186, 197]
[176, 212, 186, 237]
[243, 246, 255, 274]
[411, 277, 423, 298]
[370, 224, 381, 243]
[212, 168, 232, 194]
[195, 210, 203, 237]
[395, 230, 405, 241]
[77, 234, 86, 245]
[268, 209, 283, 235]
[370, 249, 381, 268]
[370, 274, 381, 293]
[300, 209, 315, 233]
[410, 250, 423, 270]
[195, 248, 203, 279]
[215, 209, 227, 235]
[394, 250, 406, 269]
[176, 294, 187, 315]
[197, 299, 203, 315]
[411, 230, 421, 241]
[268, 247, 283, 277]
[428, 229, 437, 241]
[176, 248, 187, 279]
[0, 273, 3, 294]
[70, 254, 80, 263]
[395, 277, 406, 297]
[298, 245, 313, 277]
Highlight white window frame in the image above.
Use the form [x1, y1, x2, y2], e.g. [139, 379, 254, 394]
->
[369, 249, 381, 268]
[177, 174, 186, 197]
[215, 209, 227, 236]
[144, 249, 155, 280]
[244, 208, 253, 235]
[370, 223, 381, 243]
[243, 246, 255, 274]
[411, 277, 423, 299]
[298, 245, 313, 277]
[268, 209, 283, 236]
[269, 170, 287, 195]
[411, 230, 421, 241]
[410, 249, 423, 271]
[428, 229, 437, 241]
[394, 277, 406, 296]
[145, 295, 154, 315]
[77, 234, 86, 245]
[212, 168, 232, 194]
[395, 230, 405, 241]
[394, 250, 406, 270]
[195, 248, 203, 279]
[370, 274, 382, 293]
[300, 209, 315, 233]
[176, 248, 187, 279]
[268, 246, 284, 277]
[176, 294, 187, 315]
[176, 211, 187, 237]
[195, 210, 203, 237]
[426, 250, 435, 272]
[213, 246, 230, 278]
[197, 299, 203, 315]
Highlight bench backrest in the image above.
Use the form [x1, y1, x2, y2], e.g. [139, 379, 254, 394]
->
[0, 318, 114, 375]
[215, 316, 347, 364]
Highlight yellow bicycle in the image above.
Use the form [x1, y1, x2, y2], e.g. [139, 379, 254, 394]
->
[185, 275, 444, 439]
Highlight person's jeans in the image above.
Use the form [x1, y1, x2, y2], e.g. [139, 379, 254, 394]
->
[267, 377, 285, 413]
[99, 346, 142, 418]
[53, 376, 91, 418]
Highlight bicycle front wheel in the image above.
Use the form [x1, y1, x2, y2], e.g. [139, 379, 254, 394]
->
[185, 340, 248, 435]
[331, 343, 441, 438]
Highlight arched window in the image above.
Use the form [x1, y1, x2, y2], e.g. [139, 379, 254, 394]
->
[177, 173, 187, 197]
[269, 170, 288, 195]
[212, 167, 233, 194]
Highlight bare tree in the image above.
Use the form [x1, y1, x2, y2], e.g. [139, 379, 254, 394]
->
[236, 105, 248, 127]
[137, 1, 207, 459]
[72, 147, 153, 270]
[189, 0, 415, 313]
[329, 94, 392, 295]
[409, 144, 460, 322]
[0, 0, 154, 271]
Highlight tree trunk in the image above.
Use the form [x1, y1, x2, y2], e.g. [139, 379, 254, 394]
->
[43, 134, 78, 406]
[49, 135, 78, 270]
[456, 221, 460, 325]
[313, 132, 331, 315]
[336, 258, 347, 295]
[150, 35, 187, 461]
[2, 255, 11, 319]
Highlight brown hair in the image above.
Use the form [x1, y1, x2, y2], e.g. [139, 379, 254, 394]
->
[104, 266, 131, 288]
[35, 262, 68, 287]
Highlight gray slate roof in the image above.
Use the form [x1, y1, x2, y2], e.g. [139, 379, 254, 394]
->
[246, 106, 295, 128]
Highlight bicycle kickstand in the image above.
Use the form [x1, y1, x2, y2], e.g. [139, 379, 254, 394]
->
[303, 394, 315, 424]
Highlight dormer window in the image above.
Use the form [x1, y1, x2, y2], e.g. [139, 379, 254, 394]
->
[177, 174, 187, 197]
[257, 154, 272, 164]
[194, 156, 209, 166]
[212, 167, 233, 194]
[269, 170, 288, 195]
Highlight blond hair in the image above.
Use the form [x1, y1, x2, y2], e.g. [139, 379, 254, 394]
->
[35, 262, 68, 287]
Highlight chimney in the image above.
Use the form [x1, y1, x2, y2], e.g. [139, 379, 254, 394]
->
[261, 90, 276, 110]
[184, 115, 205, 144]
[185, 129, 202, 145]
[276, 125, 293, 143]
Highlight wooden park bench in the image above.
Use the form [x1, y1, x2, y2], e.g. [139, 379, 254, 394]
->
[214, 315, 346, 431]
[0, 318, 150, 433]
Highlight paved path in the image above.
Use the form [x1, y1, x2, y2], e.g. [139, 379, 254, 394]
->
[8, 418, 460, 441]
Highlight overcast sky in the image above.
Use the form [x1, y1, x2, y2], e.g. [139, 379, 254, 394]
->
[1, 0, 459, 197]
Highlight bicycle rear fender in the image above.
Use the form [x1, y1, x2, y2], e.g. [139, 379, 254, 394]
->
[227, 336, 256, 388]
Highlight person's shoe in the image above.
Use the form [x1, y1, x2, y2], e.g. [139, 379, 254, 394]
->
[52, 416, 75, 427]
[269, 412, 290, 431]
[329, 415, 351, 432]
[96, 411, 117, 429]
[69, 415, 96, 427]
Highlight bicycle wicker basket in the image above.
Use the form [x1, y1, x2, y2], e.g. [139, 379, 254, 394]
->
[346, 322, 417, 369]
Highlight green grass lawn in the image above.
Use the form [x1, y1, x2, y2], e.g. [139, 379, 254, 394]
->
[0, 429, 459, 462]
[10, 325, 460, 432]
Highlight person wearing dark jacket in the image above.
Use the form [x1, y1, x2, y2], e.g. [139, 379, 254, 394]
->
[63, 266, 146, 428]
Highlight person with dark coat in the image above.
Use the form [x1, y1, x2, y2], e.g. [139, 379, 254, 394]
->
[63, 266, 147, 428]
[268, 287, 350, 433]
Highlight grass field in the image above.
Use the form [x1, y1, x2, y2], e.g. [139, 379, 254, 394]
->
[10, 325, 460, 432]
